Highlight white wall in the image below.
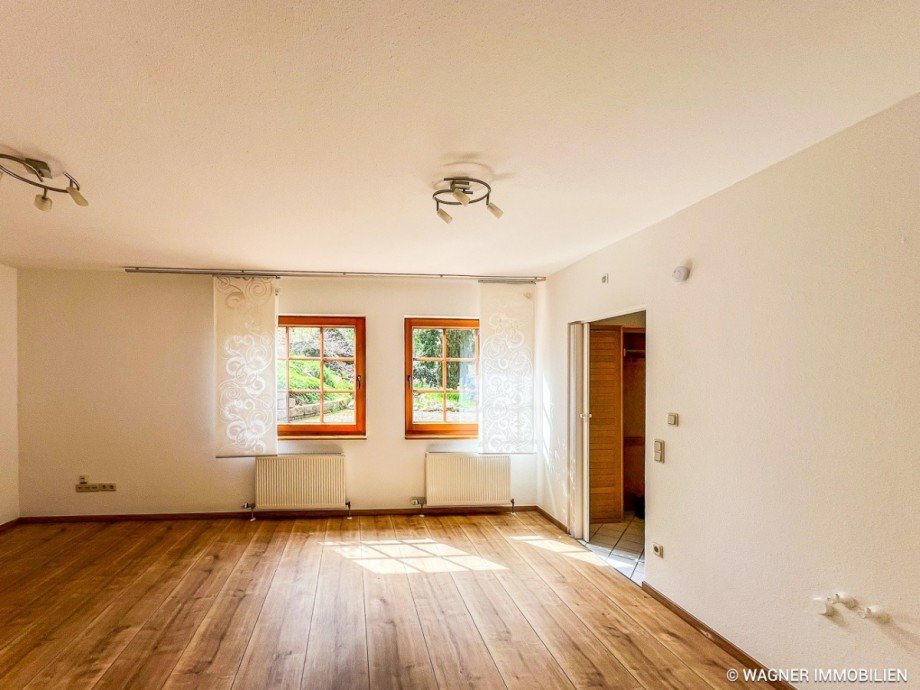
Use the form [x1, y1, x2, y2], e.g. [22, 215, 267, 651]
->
[278, 278, 536, 509]
[17, 272, 536, 517]
[0, 264, 19, 524]
[592, 311, 645, 328]
[537, 95, 920, 675]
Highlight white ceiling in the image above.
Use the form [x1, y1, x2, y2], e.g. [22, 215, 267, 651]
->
[1, 1, 918, 276]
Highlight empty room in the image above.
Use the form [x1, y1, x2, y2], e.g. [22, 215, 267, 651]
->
[1, 2, 918, 689]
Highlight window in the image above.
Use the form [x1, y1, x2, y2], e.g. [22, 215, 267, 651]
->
[404, 318, 479, 438]
[277, 316, 366, 437]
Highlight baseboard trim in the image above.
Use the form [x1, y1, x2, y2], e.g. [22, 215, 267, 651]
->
[535, 506, 567, 532]
[642, 582, 794, 690]
[18, 505, 539, 524]
[19, 512, 253, 523]
[0, 517, 20, 534]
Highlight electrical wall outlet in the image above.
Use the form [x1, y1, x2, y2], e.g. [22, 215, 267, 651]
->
[75, 480, 116, 493]
[652, 543, 664, 558]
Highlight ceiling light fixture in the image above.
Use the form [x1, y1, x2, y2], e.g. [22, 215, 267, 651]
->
[433, 177, 500, 223]
[0, 153, 88, 211]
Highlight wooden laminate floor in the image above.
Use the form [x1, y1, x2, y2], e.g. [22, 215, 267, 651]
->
[0, 513, 768, 689]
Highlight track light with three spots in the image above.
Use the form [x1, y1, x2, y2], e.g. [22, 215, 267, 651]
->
[433, 177, 501, 224]
[0, 153, 88, 211]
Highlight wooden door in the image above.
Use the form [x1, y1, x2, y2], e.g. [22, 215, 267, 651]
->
[589, 326, 623, 521]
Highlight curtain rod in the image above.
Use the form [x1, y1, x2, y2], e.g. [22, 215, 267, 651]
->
[124, 266, 545, 283]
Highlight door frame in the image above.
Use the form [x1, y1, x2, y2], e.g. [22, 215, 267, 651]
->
[567, 306, 647, 539]
[566, 322, 590, 539]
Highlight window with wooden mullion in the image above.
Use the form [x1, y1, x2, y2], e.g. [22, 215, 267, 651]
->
[277, 316, 366, 438]
[405, 318, 479, 438]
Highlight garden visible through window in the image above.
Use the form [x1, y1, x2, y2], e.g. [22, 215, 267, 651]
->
[405, 318, 479, 438]
[277, 316, 366, 437]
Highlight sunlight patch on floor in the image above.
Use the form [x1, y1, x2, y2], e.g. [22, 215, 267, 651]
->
[322, 538, 507, 574]
[512, 533, 637, 570]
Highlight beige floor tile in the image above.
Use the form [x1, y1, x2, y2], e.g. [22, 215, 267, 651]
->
[589, 533, 621, 548]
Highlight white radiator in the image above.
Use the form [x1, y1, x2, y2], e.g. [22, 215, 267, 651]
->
[425, 453, 512, 507]
[255, 454, 346, 510]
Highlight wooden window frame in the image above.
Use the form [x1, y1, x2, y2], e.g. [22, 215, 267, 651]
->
[277, 315, 366, 439]
[404, 317, 479, 439]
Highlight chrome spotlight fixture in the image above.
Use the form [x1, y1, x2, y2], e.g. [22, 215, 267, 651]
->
[0, 153, 88, 211]
[433, 177, 501, 223]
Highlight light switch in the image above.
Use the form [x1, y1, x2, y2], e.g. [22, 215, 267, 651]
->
[667, 412, 679, 426]
[654, 439, 665, 463]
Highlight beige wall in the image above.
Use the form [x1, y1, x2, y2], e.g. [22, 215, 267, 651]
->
[592, 311, 646, 327]
[17, 272, 536, 517]
[537, 96, 920, 675]
[0, 264, 19, 524]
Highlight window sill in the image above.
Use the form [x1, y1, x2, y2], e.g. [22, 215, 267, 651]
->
[405, 434, 479, 440]
[279, 435, 367, 440]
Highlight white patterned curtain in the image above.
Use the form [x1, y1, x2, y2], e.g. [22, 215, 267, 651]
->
[479, 282, 535, 454]
[214, 277, 278, 457]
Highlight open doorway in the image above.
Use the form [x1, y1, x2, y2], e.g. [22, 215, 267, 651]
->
[583, 311, 646, 585]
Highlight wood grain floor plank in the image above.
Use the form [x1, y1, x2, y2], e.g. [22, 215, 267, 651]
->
[485, 513, 711, 690]
[232, 518, 325, 690]
[0, 523, 109, 595]
[390, 515, 505, 690]
[0, 521, 146, 655]
[514, 512, 772, 690]
[164, 520, 292, 689]
[301, 517, 370, 690]
[423, 516, 574, 690]
[0, 523, 101, 587]
[25, 520, 230, 689]
[361, 515, 438, 689]
[0, 521, 182, 687]
[95, 519, 260, 690]
[0, 515, 771, 690]
[454, 515, 642, 689]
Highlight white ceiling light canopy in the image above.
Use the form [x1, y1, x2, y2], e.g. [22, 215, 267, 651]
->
[0, 152, 88, 212]
[433, 177, 501, 223]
